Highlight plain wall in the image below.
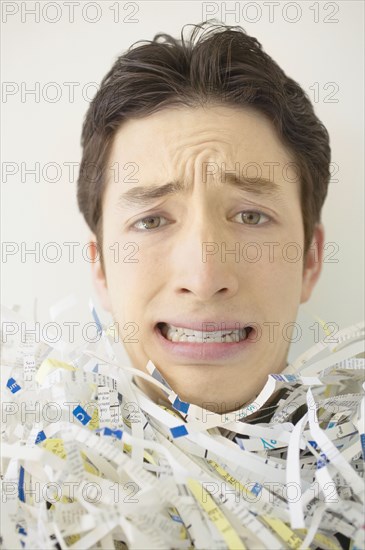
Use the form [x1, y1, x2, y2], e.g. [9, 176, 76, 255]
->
[2, 0, 364, 363]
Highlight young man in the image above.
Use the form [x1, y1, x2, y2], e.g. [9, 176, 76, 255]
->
[3, 21, 362, 550]
[77, 22, 328, 413]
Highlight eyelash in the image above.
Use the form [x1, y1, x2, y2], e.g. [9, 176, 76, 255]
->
[131, 210, 271, 231]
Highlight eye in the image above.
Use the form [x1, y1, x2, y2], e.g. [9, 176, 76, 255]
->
[132, 215, 168, 231]
[236, 211, 270, 225]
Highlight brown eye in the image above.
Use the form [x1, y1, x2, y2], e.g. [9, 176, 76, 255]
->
[241, 211, 262, 224]
[133, 215, 169, 231]
[141, 216, 161, 230]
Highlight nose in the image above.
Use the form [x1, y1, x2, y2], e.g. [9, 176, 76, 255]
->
[170, 214, 240, 302]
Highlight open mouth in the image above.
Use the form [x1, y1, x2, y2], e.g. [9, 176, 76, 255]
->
[156, 322, 254, 344]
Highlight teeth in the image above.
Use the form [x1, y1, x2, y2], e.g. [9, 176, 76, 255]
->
[161, 323, 248, 343]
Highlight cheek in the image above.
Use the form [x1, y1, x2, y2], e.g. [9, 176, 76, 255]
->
[105, 255, 156, 318]
[246, 250, 304, 305]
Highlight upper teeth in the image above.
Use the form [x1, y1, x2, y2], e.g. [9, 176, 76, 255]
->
[161, 323, 248, 343]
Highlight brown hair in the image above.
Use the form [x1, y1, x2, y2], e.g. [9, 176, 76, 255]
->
[77, 21, 331, 268]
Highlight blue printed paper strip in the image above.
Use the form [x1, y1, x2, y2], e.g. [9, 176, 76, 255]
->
[72, 405, 91, 425]
[172, 396, 190, 414]
[103, 427, 123, 440]
[170, 425, 188, 438]
[18, 466, 25, 502]
[35, 431, 46, 444]
[7, 377, 21, 394]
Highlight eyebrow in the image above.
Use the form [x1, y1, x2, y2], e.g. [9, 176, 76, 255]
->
[117, 172, 282, 208]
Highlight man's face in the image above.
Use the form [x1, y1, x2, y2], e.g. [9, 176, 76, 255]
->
[92, 104, 323, 412]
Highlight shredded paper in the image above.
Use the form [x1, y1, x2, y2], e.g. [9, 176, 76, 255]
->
[1, 300, 364, 549]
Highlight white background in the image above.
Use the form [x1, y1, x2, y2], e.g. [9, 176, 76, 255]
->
[1, 0, 364, 363]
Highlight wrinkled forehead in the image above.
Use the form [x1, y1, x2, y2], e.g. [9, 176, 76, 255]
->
[104, 104, 299, 197]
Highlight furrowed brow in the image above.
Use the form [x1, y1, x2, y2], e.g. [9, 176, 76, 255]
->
[117, 172, 281, 208]
[222, 172, 282, 197]
[117, 181, 184, 208]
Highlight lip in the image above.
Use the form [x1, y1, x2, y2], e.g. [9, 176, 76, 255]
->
[154, 322, 255, 361]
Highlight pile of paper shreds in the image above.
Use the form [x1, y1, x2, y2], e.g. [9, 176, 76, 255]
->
[1, 301, 364, 550]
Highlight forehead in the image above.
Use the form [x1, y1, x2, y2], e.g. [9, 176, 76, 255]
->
[106, 104, 296, 189]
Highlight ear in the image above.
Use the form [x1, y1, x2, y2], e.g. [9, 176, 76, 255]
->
[89, 234, 112, 312]
[300, 224, 325, 304]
